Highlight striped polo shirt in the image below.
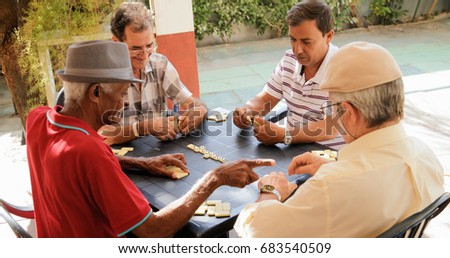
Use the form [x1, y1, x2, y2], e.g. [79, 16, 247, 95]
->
[264, 44, 339, 128]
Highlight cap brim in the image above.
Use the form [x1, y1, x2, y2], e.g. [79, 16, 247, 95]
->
[56, 70, 145, 83]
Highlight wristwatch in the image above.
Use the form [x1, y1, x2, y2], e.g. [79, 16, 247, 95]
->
[259, 184, 281, 202]
[283, 129, 292, 145]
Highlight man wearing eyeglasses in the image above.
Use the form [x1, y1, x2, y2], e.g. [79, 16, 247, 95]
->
[233, 0, 343, 148]
[234, 41, 444, 237]
[102, 2, 207, 144]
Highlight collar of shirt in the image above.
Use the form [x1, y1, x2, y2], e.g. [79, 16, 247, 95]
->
[338, 123, 407, 160]
[310, 43, 339, 84]
[47, 106, 103, 139]
[144, 58, 153, 74]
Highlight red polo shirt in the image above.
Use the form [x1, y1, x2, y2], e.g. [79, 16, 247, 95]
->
[26, 106, 152, 237]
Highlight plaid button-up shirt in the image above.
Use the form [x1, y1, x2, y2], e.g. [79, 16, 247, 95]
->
[122, 53, 192, 124]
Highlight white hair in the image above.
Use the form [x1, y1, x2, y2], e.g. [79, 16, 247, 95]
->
[330, 78, 404, 128]
[62, 81, 117, 105]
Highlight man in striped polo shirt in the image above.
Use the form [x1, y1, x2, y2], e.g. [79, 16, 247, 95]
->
[233, 0, 343, 148]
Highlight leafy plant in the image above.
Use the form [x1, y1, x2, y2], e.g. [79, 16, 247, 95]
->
[367, 0, 408, 25]
[14, 0, 120, 114]
[244, 0, 297, 38]
[328, 0, 360, 31]
[193, 0, 248, 42]
[193, 0, 361, 42]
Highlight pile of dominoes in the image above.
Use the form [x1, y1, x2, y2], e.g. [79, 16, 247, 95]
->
[194, 200, 231, 218]
[311, 149, 338, 161]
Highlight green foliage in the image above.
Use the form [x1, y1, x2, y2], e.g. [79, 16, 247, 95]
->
[244, 0, 297, 38]
[368, 0, 408, 25]
[328, 0, 360, 31]
[193, 0, 361, 42]
[193, 0, 250, 42]
[14, 0, 120, 113]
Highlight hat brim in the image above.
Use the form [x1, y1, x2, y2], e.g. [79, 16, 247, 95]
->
[56, 70, 145, 84]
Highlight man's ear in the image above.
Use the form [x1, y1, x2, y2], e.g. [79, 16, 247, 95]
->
[112, 36, 119, 42]
[325, 30, 334, 44]
[341, 101, 359, 124]
[87, 84, 101, 103]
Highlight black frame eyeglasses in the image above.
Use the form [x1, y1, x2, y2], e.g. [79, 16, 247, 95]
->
[320, 101, 342, 116]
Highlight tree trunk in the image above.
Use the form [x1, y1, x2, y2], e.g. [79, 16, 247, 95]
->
[1, 0, 32, 128]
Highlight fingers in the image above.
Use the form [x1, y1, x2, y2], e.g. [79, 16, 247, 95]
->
[247, 169, 259, 183]
[287, 153, 308, 175]
[252, 116, 265, 127]
[171, 153, 187, 165]
[287, 153, 324, 176]
[233, 107, 252, 129]
[289, 163, 320, 176]
[249, 159, 276, 168]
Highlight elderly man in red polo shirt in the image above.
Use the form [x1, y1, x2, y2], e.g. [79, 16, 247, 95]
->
[26, 40, 274, 237]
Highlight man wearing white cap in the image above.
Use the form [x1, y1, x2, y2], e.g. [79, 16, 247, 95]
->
[234, 41, 444, 237]
[26, 40, 275, 237]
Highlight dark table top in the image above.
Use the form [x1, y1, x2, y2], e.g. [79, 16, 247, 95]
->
[118, 118, 328, 237]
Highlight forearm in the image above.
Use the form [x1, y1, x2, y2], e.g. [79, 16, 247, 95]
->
[116, 156, 149, 170]
[244, 91, 280, 116]
[136, 171, 220, 237]
[100, 124, 138, 145]
[181, 97, 208, 118]
[244, 97, 271, 116]
[291, 119, 337, 143]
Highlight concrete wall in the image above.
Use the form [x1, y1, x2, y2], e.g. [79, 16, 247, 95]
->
[153, 0, 200, 98]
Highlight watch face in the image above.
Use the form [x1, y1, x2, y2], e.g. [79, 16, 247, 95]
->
[284, 137, 292, 144]
[263, 185, 275, 191]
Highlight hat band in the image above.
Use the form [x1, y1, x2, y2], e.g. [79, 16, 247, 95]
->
[64, 67, 132, 79]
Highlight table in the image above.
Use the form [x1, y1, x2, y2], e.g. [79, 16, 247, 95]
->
[118, 118, 329, 237]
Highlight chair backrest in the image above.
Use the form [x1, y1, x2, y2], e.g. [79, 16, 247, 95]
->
[56, 88, 65, 107]
[0, 199, 34, 238]
[378, 192, 450, 238]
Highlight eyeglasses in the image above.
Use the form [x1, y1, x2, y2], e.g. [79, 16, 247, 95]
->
[320, 100, 342, 116]
[129, 42, 158, 56]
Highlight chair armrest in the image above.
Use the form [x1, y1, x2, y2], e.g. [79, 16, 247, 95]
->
[0, 199, 34, 219]
[0, 203, 32, 238]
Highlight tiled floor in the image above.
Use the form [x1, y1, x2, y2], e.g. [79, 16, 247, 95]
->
[1, 15, 450, 238]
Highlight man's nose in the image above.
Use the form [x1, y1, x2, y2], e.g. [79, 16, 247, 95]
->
[294, 42, 303, 54]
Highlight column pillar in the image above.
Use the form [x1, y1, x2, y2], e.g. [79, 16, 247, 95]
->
[152, 0, 200, 98]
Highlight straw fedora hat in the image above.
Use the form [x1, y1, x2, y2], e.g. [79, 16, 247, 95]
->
[56, 40, 144, 83]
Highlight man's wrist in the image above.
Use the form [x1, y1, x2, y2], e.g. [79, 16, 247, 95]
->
[259, 184, 282, 201]
[283, 129, 293, 145]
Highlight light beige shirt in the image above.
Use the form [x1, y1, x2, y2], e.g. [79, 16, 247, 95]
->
[234, 123, 444, 237]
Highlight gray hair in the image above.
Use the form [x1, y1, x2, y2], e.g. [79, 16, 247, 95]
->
[63, 81, 116, 105]
[330, 78, 404, 128]
[110, 2, 154, 41]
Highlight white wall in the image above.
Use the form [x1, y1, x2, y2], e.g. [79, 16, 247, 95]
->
[153, 0, 194, 36]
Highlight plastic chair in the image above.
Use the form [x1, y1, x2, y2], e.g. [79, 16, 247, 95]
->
[0, 199, 34, 238]
[378, 192, 450, 238]
[56, 88, 65, 107]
